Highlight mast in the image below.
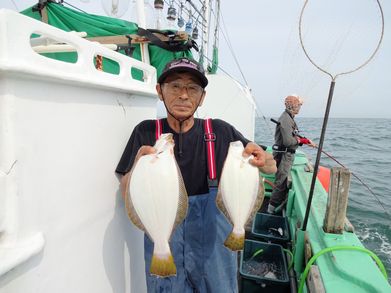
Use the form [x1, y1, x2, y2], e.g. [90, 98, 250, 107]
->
[210, 0, 219, 73]
[136, 0, 151, 65]
[201, 0, 211, 69]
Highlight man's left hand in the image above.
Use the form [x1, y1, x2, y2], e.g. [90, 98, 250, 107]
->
[243, 142, 265, 167]
[243, 142, 277, 174]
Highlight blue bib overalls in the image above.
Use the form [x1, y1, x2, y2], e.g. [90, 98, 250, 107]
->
[144, 188, 238, 293]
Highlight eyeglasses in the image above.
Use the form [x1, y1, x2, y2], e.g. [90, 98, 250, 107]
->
[164, 81, 204, 97]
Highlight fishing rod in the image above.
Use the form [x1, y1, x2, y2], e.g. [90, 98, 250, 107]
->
[317, 147, 391, 221]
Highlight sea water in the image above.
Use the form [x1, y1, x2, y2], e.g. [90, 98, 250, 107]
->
[255, 117, 391, 282]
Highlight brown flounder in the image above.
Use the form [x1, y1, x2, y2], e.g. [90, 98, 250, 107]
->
[125, 133, 188, 277]
[216, 141, 264, 251]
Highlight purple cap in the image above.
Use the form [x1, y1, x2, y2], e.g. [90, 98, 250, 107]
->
[158, 57, 208, 88]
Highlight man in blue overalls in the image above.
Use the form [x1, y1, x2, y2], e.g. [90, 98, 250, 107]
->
[116, 57, 276, 292]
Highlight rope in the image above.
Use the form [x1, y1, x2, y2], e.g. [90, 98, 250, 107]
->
[219, 11, 249, 87]
[319, 148, 391, 222]
[10, 0, 18, 10]
[216, 7, 274, 137]
[172, 0, 207, 30]
[299, 0, 385, 81]
[62, 1, 88, 13]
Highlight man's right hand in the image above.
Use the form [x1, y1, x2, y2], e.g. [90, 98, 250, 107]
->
[298, 137, 317, 148]
[134, 146, 156, 162]
[308, 139, 317, 148]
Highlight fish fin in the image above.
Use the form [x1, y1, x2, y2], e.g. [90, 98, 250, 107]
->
[125, 166, 149, 233]
[216, 187, 234, 226]
[150, 253, 177, 277]
[224, 231, 245, 251]
[172, 161, 188, 233]
[125, 190, 149, 233]
[245, 176, 265, 227]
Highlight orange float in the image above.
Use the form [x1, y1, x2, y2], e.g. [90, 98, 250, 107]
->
[317, 166, 330, 192]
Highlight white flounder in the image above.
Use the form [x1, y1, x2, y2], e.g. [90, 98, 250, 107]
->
[217, 141, 264, 251]
[125, 133, 188, 277]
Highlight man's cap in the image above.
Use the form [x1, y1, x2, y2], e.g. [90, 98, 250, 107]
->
[158, 57, 208, 88]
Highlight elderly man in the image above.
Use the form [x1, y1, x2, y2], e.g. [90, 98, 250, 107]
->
[116, 57, 276, 293]
[267, 95, 315, 214]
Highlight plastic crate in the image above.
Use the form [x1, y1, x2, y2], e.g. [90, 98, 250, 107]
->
[251, 212, 290, 244]
[239, 240, 289, 293]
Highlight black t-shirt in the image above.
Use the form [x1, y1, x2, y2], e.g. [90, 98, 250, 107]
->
[115, 118, 250, 196]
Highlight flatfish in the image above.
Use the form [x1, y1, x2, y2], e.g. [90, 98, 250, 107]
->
[125, 133, 188, 277]
[217, 141, 264, 251]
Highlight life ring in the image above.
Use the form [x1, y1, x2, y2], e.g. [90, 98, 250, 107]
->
[317, 166, 330, 192]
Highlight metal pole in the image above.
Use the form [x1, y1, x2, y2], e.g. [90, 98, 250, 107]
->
[201, 0, 210, 69]
[136, 0, 151, 65]
[301, 80, 335, 231]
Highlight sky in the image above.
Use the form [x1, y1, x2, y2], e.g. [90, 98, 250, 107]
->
[2, 0, 390, 118]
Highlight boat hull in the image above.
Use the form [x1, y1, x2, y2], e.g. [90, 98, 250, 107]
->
[0, 10, 157, 293]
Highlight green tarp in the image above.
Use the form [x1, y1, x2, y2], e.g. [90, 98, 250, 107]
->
[22, 2, 192, 79]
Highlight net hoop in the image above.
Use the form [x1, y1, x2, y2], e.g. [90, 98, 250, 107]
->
[299, 0, 384, 81]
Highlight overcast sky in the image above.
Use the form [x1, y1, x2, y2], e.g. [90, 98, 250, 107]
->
[2, 0, 390, 118]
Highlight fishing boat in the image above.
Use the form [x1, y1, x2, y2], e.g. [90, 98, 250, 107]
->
[0, 1, 390, 292]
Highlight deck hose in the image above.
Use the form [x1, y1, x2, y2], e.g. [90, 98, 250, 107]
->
[283, 248, 294, 271]
[298, 245, 388, 293]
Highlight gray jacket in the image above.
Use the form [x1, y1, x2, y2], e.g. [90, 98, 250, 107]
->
[274, 110, 299, 150]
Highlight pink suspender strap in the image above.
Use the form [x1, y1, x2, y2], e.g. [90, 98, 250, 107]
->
[204, 118, 217, 180]
[155, 119, 163, 140]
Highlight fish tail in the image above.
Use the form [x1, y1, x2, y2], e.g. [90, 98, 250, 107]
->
[224, 231, 245, 251]
[150, 253, 177, 277]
